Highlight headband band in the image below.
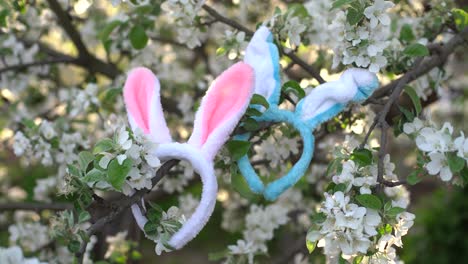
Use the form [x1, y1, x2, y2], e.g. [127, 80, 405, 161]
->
[236, 26, 379, 201]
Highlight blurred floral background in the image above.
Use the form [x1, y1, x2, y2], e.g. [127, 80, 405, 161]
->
[0, 0, 467, 263]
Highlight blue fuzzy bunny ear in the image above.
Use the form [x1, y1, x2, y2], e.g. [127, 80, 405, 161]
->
[296, 68, 379, 130]
[244, 26, 281, 106]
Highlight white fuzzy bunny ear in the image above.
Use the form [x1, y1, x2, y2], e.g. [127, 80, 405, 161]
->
[244, 26, 281, 105]
[123, 67, 172, 143]
[188, 62, 255, 160]
[297, 68, 378, 128]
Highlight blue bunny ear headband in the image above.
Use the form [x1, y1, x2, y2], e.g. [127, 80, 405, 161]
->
[236, 26, 380, 201]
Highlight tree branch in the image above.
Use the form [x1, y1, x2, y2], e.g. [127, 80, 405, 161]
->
[46, 0, 90, 58]
[367, 27, 468, 102]
[75, 159, 180, 263]
[0, 57, 77, 75]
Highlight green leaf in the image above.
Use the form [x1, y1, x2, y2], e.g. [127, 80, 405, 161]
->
[398, 105, 415, 121]
[250, 94, 270, 109]
[99, 20, 122, 42]
[282, 80, 306, 100]
[311, 212, 327, 224]
[334, 183, 347, 193]
[208, 250, 229, 261]
[143, 221, 159, 237]
[107, 159, 132, 191]
[13, 0, 27, 13]
[226, 140, 251, 160]
[339, 255, 347, 264]
[67, 164, 81, 177]
[378, 223, 392, 235]
[0, 9, 9, 27]
[386, 207, 405, 217]
[78, 230, 90, 243]
[452, 8, 468, 31]
[129, 25, 148, 50]
[404, 85, 422, 116]
[288, 4, 309, 18]
[447, 153, 465, 173]
[101, 88, 122, 104]
[147, 203, 163, 223]
[403, 43, 429, 57]
[306, 240, 317, 253]
[22, 118, 37, 129]
[346, 6, 364, 25]
[242, 117, 260, 131]
[216, 46, 226, 56]
[68, 240, 81, 253]
[460, 166, 468, 184]
[355, 194, 382, 210]
[350, 148, 373, 166]
[354, 255, 364, 264]
[78, 211, 91, 223]
[326, 158, 343, 176]
[330, 0, 356, 10]
[93, 138, 114, 154]
[325, 182, 336, 193]
[78, 151, 94, 171]
[131, 250, 142, 260]
[83, 169, 106, 183]
[246, 107, 263, 117]
[399, 24, 415, 43]
[231, 172, 259, 201]
[407, 169, 423, 185]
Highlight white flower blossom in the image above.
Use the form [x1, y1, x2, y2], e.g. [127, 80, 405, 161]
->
[9, 222, 50, 252]
[363, 0, 395, 29]
[13, 132, 31, 157]
[0, 246, 46, 264]
[426, 152, 452, 181]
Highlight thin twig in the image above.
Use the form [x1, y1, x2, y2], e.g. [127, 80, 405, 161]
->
[201, 4, 325, 84]
[0, 202, 72, 211]
[0, 57, 77, 75]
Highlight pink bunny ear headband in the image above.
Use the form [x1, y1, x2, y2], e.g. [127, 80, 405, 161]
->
[123, 63, 255, 249]
[235, 26, 379, 201]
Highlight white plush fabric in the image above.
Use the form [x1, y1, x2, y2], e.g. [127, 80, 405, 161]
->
[243, 26, 279, 103]
[131, 143, 217, 249]
[299, 68, 377, 121]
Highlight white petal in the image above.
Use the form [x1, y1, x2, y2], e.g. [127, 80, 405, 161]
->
[439, 166, 453, 181]
[379, 14, 391, 25]
[99, 155, 111, 169]
[117, 154, 127, 165]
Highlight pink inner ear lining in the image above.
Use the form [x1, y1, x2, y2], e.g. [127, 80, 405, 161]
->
[200, 63, 254, 145]
[123, 67, 156, 134]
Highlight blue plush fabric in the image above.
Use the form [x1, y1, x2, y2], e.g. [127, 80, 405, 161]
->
[266, 32, 281, 106]
[236, 106, 315, 201]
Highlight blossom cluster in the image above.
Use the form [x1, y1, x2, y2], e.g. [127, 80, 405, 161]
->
[252, 128, 300, 176]
[223, 190, 305, 264]
[330, 0, 395, 73]
[404, 117, 468, 184]
[12, 120, 89, 200]
[161, 0, 206, 49]
[86, 126, 162, 194]
[0, 246, 46, 264]
[307, 142, 414, 263]
[143, 206, 186, 255]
